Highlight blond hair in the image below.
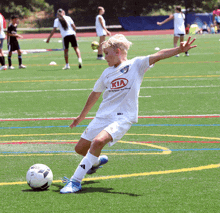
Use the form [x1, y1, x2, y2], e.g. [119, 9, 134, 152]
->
[102, 34, 132, 54]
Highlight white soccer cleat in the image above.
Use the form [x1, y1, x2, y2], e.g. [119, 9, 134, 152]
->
[87, 155, 108, 174]
[19, 64, 26, 69]
[60, 177, 82, 194]
[97, 57, 105, 60]
[175, 54, 180, 57]
[0, 65, 7, 70]
[62, 64, 70, 70]
[8, 66, 15, 70]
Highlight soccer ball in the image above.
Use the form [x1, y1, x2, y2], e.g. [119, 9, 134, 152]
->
[91, 41, 99, 50]
[26, 164, 53, 190]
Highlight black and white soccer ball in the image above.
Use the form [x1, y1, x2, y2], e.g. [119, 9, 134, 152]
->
[26, 164, 53, 190]
[91, 41, 99, 50]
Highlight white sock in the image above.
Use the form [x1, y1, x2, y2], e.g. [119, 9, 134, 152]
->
[71, 151, 99, 182]
[78, 58, 82, 63]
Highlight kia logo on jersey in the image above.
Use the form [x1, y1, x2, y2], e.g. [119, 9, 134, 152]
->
[111, 78, 128, 89]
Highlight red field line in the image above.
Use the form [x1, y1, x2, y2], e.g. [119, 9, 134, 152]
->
[20, 30, 173, 39]
[136, 141, 220, 144]
[0, 141, 78, 145]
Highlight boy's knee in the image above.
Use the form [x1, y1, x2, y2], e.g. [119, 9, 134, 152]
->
[91, 138, 104, 150]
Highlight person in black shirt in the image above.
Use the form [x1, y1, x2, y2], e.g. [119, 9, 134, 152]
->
[7, 15, 26, 69]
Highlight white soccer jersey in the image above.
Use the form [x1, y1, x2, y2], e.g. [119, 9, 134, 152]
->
[174, 13, 185, 35]
[95, 15, 106, 37]
[0, 14, 5, 39]
[53, 15, 75, 38]
[93, 56, 152, 123]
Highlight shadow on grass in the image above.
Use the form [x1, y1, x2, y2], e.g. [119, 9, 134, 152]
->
[52, 181, 142, 197]
[22, 188, 50, 192]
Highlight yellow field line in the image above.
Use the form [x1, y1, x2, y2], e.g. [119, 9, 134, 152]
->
[0, 75, 220, 84]
[1, 164, 219, 186]
[125, 133, 220, 141]
[1, 132, 219, 141]
[119, 140, 171, 155]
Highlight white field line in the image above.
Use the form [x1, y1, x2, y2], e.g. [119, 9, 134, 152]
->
[0, 85, 219, 93]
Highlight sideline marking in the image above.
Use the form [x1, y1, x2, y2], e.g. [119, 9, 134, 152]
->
[1, 123, 220, 130]
[0, 140, 171, 156]
[119, 141, 171, 155]
[1, 132, 220, 141]
[1, 164, 219, 186]
[2, 84, 219, 94]
[1, 75, 220, 84]
[1, 114, 220, 121]
[0, 140, 220, 144]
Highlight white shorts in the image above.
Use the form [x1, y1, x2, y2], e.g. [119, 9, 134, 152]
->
[96, 29, 107, 37]
[174, 33, 185, 37]
[81, 117, 132, 147]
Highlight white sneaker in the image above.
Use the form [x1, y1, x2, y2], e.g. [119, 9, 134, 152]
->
[185, 53, 189, 56]
[60, 177, 82, 194]
[62, 64, 70, 70]
[8, 66, 15, 70]
[19, 64, 26, 69]
[97, 57, 105, 60]
[175, 54, 180, 57]
[0, 65, 7, 70]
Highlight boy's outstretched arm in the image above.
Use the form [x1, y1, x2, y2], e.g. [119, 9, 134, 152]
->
[149, 37, 197, 65]
[69, 91, 102, 128]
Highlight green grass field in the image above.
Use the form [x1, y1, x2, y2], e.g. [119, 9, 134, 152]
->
[0, 33, 220, 213]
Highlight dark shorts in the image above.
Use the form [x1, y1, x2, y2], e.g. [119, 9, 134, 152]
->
[0, 38, 4, 49]
[63, 34, 78, 49]
[8, 40, 20, 52]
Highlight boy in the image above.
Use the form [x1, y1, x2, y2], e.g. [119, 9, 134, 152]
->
[60, 34, 197, 194]
[7, 15, 26, 69]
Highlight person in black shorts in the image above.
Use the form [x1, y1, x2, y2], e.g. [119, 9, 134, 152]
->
[7, 15, 26, 69]
[47, 9, 82, 70]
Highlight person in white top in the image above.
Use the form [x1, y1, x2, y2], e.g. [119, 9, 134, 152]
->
[59, 34, 197, 194]
[47, 9, 82, 69]
[95, 6, 111, 60]
[0, 13, 6, 70]
[157, 6, 189, 57]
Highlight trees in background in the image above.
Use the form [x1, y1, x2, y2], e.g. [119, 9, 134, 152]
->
[0, 0, 219, 24]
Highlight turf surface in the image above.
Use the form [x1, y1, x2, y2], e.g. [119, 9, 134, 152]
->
[0, 34, 220, 213]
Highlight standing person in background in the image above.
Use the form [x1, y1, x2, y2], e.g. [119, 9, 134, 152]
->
[213, 6, 220, 33]
[47, 8, 82, 70]
[95, 6, 111, 60]
[185, 23, 190, 34]
[157, 6, 189, 57]
[0, 13, 7, 70]
[7, 15, 26, 69]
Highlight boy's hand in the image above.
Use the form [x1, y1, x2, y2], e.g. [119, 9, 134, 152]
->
[69, 116, 84, 129]
[179, 36, 197, 53]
